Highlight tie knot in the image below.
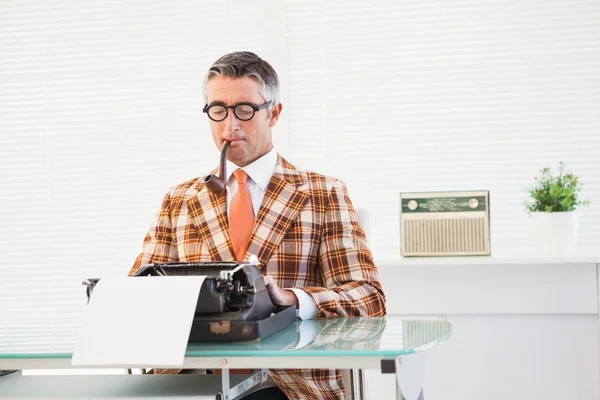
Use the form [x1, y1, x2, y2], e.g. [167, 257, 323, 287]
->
[233, 169, 248, 185]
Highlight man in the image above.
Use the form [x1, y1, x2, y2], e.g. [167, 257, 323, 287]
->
[129, 51, 386, 400]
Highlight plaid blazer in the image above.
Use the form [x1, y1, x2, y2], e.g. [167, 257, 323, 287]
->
[129, 155, 386, 399]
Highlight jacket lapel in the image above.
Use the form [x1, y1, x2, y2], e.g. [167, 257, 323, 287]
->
[185, 177, 235, 262]
[245, 156, 309, 267]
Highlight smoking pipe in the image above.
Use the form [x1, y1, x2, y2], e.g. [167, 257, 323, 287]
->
[203, 140, 231, 194]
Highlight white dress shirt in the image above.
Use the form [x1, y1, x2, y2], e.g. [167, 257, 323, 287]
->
[225, 147, 317, 320]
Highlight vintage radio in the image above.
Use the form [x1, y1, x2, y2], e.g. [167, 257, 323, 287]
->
[400, 190, 490, 257]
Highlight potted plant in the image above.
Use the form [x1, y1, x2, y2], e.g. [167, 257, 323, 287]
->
[523, 162, 590, 256]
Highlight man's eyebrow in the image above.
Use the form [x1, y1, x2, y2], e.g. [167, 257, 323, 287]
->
[207, 101, 226, 106]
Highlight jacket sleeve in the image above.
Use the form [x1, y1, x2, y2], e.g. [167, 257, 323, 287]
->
[128, 191, 179, 276]
[299, 180, 387, 318]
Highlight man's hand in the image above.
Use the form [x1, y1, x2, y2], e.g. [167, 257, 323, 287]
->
[263, 275, 299, 307]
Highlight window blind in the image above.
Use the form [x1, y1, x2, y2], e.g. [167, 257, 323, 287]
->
[283, 0, 600, 259]
[2, 0, 599, 324]
[0, 0, 284, 321]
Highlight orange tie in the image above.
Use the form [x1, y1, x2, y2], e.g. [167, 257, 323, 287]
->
[230, 170, 254, 261]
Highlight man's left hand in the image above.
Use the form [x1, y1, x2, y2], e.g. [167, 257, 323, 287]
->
[263, 275, 299, 307]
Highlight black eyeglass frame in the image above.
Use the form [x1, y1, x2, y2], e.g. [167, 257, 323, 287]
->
[202, 101, 272, 122]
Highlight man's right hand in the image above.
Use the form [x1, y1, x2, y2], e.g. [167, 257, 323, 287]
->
[263, 275, 299, 308]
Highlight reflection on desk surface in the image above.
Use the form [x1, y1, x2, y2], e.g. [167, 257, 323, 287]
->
[0, 317, 452, 359]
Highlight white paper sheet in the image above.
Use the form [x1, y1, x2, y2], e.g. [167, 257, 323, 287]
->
[72, 275, 206, 367]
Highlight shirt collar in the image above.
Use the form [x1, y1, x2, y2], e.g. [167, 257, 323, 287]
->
[225, 147, 278, 192]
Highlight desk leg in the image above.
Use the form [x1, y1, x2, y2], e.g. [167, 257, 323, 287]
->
[220, 369, 231, 400]
[350, 368, 366, 400]
[396, 389, 425, 400]
[382, 352, 426, 400]
[398, 386, 425, 400]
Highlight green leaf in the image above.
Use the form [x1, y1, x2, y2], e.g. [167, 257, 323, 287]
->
[523, 162, 590, 213]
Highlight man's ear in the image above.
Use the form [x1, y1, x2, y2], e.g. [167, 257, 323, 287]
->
[268, 103, 283, 127]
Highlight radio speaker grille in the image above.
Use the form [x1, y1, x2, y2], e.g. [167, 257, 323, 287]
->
[400, 191, 490, 257]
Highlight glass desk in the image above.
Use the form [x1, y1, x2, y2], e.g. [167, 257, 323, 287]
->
[0, 316, 452, 400]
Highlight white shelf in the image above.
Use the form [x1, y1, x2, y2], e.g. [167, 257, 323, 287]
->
[375, 247, 599, 266]
[375, 249, 599, 315]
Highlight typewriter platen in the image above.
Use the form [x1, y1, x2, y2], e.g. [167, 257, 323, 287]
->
[83, 260, 297, 342]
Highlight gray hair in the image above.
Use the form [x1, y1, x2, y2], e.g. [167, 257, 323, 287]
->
[202, 51, 280, 108]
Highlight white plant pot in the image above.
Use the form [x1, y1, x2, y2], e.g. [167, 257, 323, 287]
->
[529, 211, 580, 257]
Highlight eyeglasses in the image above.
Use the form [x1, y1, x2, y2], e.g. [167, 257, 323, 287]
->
[202, 101, 272, 122]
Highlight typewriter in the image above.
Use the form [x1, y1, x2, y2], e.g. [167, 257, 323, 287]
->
[83, 260, 297, 342]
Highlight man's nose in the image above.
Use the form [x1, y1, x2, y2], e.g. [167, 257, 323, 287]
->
[223, 109, 241, 132]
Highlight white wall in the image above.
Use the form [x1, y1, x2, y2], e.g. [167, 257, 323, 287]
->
[365, 260, 600, 400]
[422, 314, 599, 400]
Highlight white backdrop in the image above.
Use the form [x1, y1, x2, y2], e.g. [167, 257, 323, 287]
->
[1, 0, 599, 320]
[284, 0, 600, 258]
[0, 0, 288, 320]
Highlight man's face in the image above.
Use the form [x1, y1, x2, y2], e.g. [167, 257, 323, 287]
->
[205, 76, 282, 167]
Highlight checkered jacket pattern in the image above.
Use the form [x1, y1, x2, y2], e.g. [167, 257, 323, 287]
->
[128, 155, 386, 399]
